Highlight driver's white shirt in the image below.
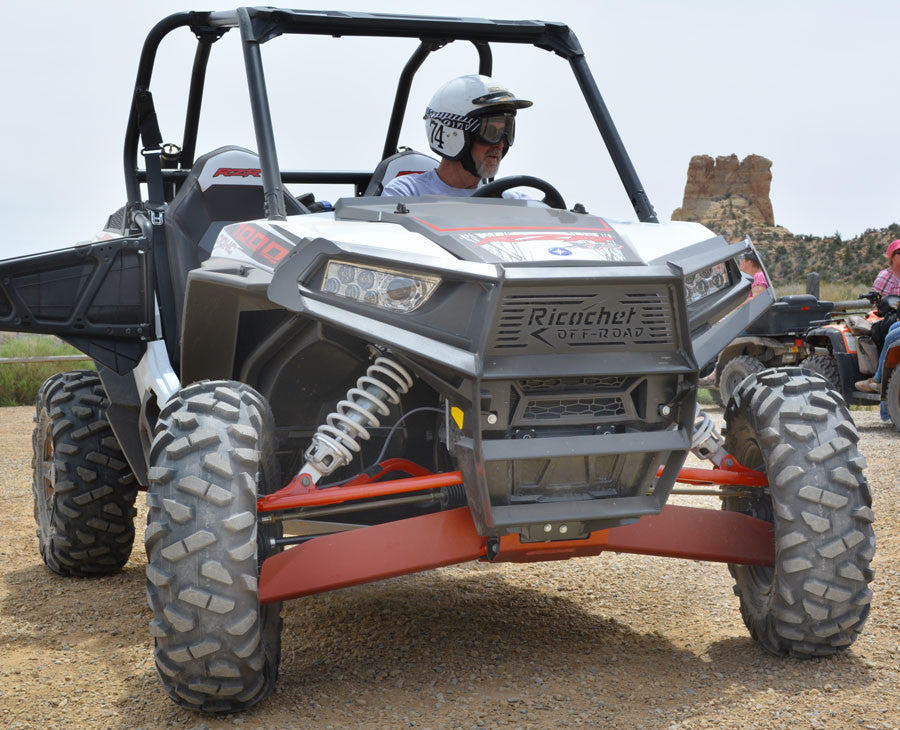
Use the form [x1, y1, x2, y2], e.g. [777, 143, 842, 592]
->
[381, 168, 527, 198]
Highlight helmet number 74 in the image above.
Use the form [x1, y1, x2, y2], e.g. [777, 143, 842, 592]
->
[428, 120, 444, 149]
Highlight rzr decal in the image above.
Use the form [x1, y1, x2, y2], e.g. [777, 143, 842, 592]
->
[232, 223, 290, 265]
[213, 167, 261, 178]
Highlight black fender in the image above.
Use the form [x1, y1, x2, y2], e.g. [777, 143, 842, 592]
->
[716, 336, 791, 375]
[805, 326, 852, 354]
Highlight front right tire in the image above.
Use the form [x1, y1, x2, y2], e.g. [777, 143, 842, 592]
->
[145, 381, 282, 712]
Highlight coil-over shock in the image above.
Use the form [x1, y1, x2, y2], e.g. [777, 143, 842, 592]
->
[300, 355, 415, 482]
[690, 404, 728, 467]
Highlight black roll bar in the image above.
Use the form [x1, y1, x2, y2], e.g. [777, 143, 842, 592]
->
[380, 39, 493, 162]
[381, 40, 440, 162]
[569, 55, 658, 223]
[122, 7, 658, 224]
[124, 12, 198, 203]
[474, 41, 493, 75]
[180, 42, 213, 169]
[238, 7, 287, 220]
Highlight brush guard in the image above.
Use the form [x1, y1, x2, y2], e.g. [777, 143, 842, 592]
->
[257, 416, 772, 604]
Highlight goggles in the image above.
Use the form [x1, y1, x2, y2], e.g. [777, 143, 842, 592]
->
[474, 113, 516, 146]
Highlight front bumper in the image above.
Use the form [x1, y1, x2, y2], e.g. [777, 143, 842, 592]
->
[268, 232, 770, 538]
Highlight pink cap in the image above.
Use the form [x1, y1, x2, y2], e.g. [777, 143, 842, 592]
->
[888, 239, 900, 257]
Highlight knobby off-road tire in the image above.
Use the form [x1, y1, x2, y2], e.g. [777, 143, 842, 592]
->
[801, 353, 841, 392]
[32, 370, 138, 576]
[723, 367, 875, 656]
[718, 355, 765, 407]
[710, 387, 726, 409]
[885, 366, 900, 431]
[145, 381, 282, 712]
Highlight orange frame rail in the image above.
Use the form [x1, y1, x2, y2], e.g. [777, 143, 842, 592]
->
[258, 459, 768, 513]
[256, 460, 773, 605]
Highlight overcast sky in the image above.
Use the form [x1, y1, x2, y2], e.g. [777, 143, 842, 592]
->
[1, 0, 897, 258]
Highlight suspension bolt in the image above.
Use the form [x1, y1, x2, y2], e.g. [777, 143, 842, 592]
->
[724, 457, 734, 468]
[544, 523, 552, 533]
[300, 475, 311, 487]
[486, 412, 498, 425]
[559, 524, 568, 534]
[658, 404, 672, 417]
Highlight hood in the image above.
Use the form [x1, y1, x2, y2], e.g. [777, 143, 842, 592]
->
[209, 196, 718, 272]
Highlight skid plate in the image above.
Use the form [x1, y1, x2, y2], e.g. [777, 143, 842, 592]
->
[258, 505, 774, 604]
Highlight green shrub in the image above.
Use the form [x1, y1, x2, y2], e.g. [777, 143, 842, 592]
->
[697, 388, 715, 406]
[775, 281, 870, 302]
[0, 336, 93, 406]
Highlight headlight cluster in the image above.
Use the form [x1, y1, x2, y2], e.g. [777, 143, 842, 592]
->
[320, 260, 440, 313]
[684, 262, 728, 305]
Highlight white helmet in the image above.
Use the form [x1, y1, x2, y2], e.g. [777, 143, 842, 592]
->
[423, 74, 532, 171]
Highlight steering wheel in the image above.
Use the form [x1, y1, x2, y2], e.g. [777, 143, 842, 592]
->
[471, 175, 567, 210]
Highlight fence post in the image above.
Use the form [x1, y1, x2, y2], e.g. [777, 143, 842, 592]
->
[806, 272, 820, 299]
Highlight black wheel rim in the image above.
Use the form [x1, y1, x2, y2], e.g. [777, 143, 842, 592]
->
[40, 422, 55, 510]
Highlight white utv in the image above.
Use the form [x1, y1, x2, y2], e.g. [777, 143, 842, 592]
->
[0, 7, 874, 712]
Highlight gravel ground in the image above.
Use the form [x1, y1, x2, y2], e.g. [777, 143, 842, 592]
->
[0, 404, 898, 730]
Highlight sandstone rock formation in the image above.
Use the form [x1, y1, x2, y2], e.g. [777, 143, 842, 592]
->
[672, 154, 775, 227]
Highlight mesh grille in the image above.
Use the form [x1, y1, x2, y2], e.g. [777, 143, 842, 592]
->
[105, 206, 127, 232]
[521, 396, 627, 422]
[518, 376, 627, 392]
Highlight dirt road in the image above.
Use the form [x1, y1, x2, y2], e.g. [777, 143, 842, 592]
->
[1, 404, 898, 729]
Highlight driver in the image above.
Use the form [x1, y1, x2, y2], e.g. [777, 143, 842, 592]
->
[382, 74, 531, 198]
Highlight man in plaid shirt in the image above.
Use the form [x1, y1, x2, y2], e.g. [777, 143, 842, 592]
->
[872, 239, 900, 296]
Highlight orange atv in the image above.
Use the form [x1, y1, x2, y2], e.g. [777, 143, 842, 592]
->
[802, 291, 900, 429]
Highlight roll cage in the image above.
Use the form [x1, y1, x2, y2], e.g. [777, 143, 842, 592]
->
[125, 7, 659, 223]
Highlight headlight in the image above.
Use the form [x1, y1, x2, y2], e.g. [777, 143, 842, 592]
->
[684, 263, 728, 305]
[320, 260, 440, 313]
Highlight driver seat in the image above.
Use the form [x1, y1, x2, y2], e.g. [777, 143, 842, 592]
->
[365, 149, 439, 196]
[163, 145, 306, 344]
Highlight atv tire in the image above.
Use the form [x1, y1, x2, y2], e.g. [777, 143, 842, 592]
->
[145, 381, 282, 712]
[801, 353, 841, 392]
[886, 366, 900, 432]
[718, 354, 765, 407]
[710, 387, 726, 408]
[723, 367, 875, 656]
[32, 370, 138, 576]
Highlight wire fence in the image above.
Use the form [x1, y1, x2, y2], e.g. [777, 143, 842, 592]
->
[0, 355, 92, 365]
